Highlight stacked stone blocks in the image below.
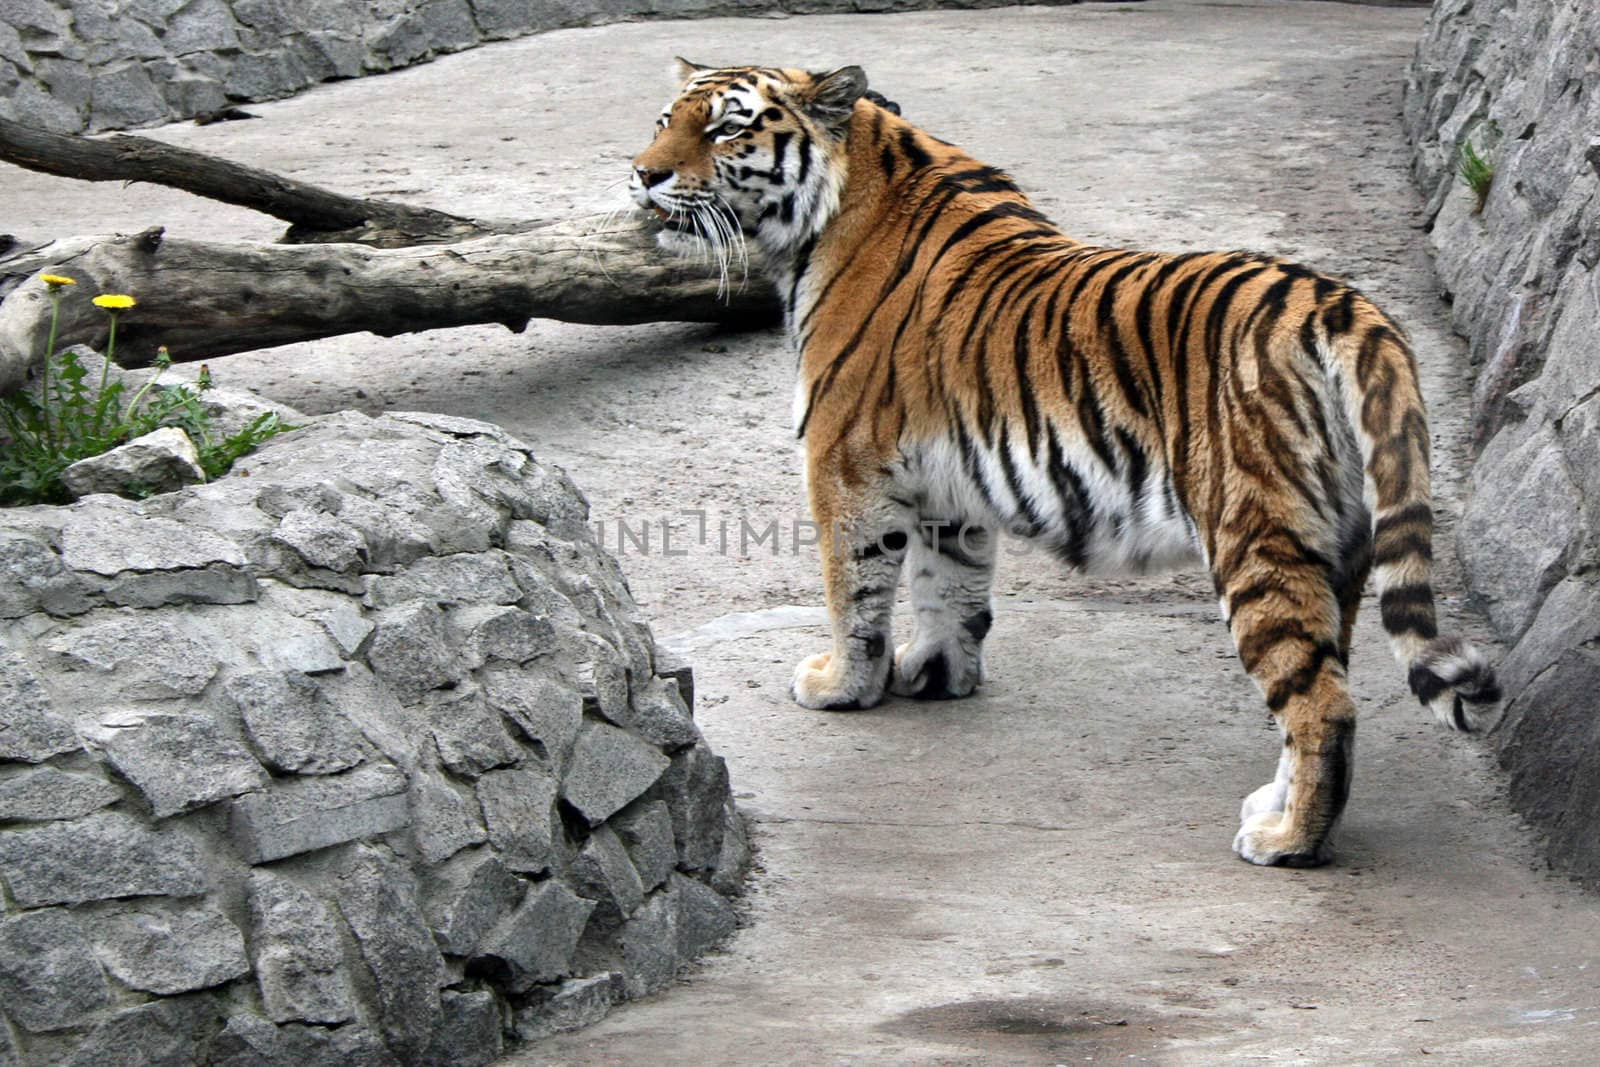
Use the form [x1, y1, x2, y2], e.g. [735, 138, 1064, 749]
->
[0, 0, 1077, 135]
[0, 408, 749, 1065]
[1403, 0, 1600, 880]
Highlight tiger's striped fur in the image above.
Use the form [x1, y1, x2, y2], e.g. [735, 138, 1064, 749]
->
[630, 61, 1500, 867]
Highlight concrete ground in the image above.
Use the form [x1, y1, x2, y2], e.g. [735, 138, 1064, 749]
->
[6, 1, 1599, 1063]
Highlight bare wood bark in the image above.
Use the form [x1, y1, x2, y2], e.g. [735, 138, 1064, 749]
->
[0, 215, 778, 392]
[0, 114, 493, 245]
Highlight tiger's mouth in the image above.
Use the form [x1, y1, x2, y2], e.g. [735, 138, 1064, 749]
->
[651, 205, 700, 234]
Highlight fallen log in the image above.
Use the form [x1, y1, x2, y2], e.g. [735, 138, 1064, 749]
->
[0, 113, 494, 245]
[0, 216, 778, 392]
[0, 116, 779, 395]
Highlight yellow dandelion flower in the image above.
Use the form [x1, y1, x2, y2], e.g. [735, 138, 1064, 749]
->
[92, 294, 136, 310]
[40, 273, 77, 287]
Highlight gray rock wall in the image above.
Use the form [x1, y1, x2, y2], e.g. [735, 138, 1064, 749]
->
[1403, 0, 1600, 880]
[0, 403, 749, 1064]
[0, 0, 1078, 135]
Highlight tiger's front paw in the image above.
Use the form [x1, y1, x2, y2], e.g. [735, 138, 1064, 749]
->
[791, 651, 884, 711]
[1232, 811, 1333, 868]
[890, 640, 982, 700]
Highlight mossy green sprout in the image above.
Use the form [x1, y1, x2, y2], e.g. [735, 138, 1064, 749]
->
[1456, 126, 1498, 215]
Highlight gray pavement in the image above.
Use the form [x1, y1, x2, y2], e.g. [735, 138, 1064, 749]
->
[5, 2, 1598, 1063]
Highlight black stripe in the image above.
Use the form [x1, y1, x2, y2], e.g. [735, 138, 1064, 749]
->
[898, 127, 933, 171]
[1379, 583, 1438, 639]
[1236, 618, 1317, 674]
[996, 422, 1046, 535]
[769, 130, 792, 177]
[962, 609, 994, 641]
[1322, 287, 1357, 334]
[1372, 531, 1432, 567]
[1407, 663, 1449, 705]
[1225, 577, 1278, 620]
[1130, 253, 1199, 415]
[955, 416, 1004, 514]
[1116, 427, 1149, 513]
[1355, 324, 1392, 389]
[1076, 380, 1119, 474]
[1266, 641, 1341, 712]
[1097, 256, 1155, 417]
[1204, 265, 1273, 363]
[1044, 422, 1093, 566]
[1013, 290, 1045, 454]
[786, 235, 817, 318]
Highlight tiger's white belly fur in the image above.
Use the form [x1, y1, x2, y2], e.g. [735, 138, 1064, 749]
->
[900, 432, 1205, 577]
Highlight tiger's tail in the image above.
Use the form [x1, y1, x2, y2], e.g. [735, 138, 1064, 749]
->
[1316, 287, 1501, 731]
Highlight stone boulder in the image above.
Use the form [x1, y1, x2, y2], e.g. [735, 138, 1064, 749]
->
[59, 426, 206, 499]
[0, 404, 749, 1065]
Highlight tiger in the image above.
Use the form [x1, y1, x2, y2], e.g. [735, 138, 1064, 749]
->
[628, 60, 1500, 868]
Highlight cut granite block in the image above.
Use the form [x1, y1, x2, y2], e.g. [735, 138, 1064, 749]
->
[335, 847, 447, 1063]
[410, 764, 488, 864]
[0, 810, 207, 907]
[670, 872, 737, 961]
[421, 990, 502, 1067]
[473, 880, 593, 992]
[60, 998, 213, 1067]
[44, 614, 220, 698]
[230, 763, 410, 864]
[513, 972, 624, 1041]
[653, 743, 729, 871]
[475, 765, 558, 874]
[424, 849, 527, 958]
[60, 426, 205, 500]
[0, 765, 122, 821]
[0, 908, 109, 1033]
[210, 1012, 393, 1067]
[456, 604, 556, 665]
[85, 708, 267, 818]
[570, 824, 645, 926]
[0, 530, 93, 618]
[0, 641, 78, 762]
[611, 798, 676, 892]
[483, 669, 582, 770]
[711, 798, 753, 898]
[365, 550, 522, 608]
[87, 899, 249, 995]
[366, 600, 462, 696]
[224, 670, 366, 775]
[562, 720, 670, 826]
[620, 889, 676, 998]
[248, 869, 356, 1025]
[59, 505, 247, 576]
[425, 684, 522, 779]
[599, 675, 700, 751]
[271, 508, 368, 573]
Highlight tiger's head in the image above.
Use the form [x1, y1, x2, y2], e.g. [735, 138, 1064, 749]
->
[630, 60, 869, 263]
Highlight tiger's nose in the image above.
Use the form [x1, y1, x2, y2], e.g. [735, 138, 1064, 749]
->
[635, 166, 673, 189]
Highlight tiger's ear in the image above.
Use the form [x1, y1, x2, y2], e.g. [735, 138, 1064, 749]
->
[804, 65, 868, 129]
[674, 57, 709, 82]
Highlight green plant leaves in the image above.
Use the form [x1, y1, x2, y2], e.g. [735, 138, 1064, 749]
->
[1, 345, 295, 506]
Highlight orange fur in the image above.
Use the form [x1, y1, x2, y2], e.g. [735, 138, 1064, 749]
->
[630, 65, 1499, 866]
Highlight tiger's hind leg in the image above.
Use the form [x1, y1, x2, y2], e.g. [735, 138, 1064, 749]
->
[891, 521, 997, 700]
[1222, 539, 1357, 867]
